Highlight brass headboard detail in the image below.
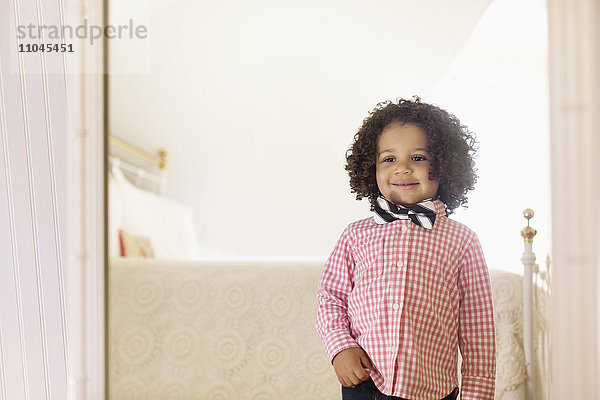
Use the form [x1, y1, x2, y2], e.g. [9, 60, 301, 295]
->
[108, 136, 168, 169]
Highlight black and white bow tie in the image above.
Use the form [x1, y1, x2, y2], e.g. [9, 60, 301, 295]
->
[373, 196, 437, 230]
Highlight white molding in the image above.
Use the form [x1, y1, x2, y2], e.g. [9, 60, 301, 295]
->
[547, 0, 600, 398]
[65, 0, 105, 398]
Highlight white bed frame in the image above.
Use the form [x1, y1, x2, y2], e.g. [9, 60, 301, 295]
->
[520, 209, 550, 400]
[108, 136, 168, 195]
[108, 139, 551, 400]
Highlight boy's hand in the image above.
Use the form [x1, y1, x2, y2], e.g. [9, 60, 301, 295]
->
[332, 347, 373, 388]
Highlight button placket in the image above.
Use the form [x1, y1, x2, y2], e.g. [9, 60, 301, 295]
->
[388, 220, 405, 367]
[397, 224, 408, 269]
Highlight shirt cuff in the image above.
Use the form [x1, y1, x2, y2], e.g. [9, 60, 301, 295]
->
[460, 375, 495, 400]
[323, 329, 360, 363]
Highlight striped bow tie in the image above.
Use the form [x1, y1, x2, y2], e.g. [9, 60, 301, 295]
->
[373, 196, 437, 230]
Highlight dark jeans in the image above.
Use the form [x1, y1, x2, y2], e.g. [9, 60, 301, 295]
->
[341, 379, 458, 400]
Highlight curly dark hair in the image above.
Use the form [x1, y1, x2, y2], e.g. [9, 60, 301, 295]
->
[345, 97, 478, 215]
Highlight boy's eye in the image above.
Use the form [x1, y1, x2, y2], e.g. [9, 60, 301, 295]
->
[383, 157, 395, 162]
[412, 155, 427, 161]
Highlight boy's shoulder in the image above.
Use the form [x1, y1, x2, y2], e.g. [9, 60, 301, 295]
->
[346, 216, 376, 230]
[437, 215, 481, 249]
[343, 213, 476, 232]
[440, 215, 476, 234]
[341, 213, 478, 244]
[339, 209, 480, 248]
[337, 216, 377, 244]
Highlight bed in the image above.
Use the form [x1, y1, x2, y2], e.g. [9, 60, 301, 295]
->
[107, 136, 550, 399]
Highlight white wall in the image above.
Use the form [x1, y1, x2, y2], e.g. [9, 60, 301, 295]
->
[108, 0, 492, 258]
[0, 0, 69, 398]
[430, 0, 550, 273]
[1, 0, 105, 399]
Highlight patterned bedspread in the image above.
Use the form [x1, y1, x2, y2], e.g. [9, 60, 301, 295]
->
[108, 259, 546, 399]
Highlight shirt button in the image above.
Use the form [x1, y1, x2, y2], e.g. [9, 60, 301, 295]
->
[401, 225, 408, 233]
[396, 260, 404, 268]
[393, 303, 400, 310]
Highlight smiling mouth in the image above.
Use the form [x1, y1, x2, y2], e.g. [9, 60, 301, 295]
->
[392, 183, 419, 190]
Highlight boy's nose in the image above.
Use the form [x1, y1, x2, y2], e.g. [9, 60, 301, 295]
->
[394, 161, 412, 174]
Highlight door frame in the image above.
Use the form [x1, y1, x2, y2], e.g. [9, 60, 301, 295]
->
[64, 0, 106, 398]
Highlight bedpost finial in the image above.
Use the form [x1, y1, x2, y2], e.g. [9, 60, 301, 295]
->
[521, 208, 537, 242]
[523, 208, 534, 220]
[159, 150, 168, 169]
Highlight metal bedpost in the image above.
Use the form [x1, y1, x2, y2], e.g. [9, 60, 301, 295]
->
[520, 208, 537, 400]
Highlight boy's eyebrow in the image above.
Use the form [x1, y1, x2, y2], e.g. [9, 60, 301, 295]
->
[377, 147, 429, 156]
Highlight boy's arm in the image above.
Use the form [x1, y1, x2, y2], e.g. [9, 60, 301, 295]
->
[457, 233, 496, 400]
[316, 227, 360, 362]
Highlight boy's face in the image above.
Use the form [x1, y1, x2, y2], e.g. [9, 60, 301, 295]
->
[376, 122, 439, 207]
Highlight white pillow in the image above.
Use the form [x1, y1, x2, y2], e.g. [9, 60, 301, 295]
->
[108, 166, 200, 260]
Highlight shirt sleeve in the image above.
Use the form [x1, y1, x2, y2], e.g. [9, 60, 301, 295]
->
[457, 232, 496, 400]
[315, 226, 361, 362]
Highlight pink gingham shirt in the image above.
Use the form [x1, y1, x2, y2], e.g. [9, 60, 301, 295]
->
[316, 200, 495, 400]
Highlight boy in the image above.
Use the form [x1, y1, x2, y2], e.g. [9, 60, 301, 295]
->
[316, 98, 495, 400]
